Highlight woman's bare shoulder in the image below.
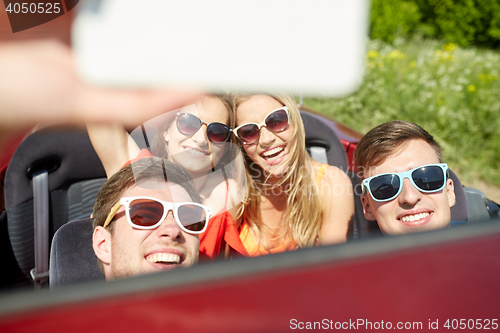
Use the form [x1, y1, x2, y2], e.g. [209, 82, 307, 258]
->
[311, 160, 351, 186]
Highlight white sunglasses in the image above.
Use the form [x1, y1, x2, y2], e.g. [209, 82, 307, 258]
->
[103, 196, 212, 234]
[234, 107, 289, 145]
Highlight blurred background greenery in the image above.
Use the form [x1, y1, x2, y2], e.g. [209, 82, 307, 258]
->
[370, 0, 500, 48]
[305, 0, 500, 200]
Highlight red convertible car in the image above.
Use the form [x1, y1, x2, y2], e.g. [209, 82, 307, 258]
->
[0, 106, 498, 333]
[0, 1, 498, 331]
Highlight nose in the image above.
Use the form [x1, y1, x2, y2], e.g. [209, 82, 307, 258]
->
[190, 123, 209, 144]
[398, 177, 422, 206]
[154, 210, 183, 240]
[259, 126, 275, 146]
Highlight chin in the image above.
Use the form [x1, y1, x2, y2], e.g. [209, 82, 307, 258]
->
[263, 160, 292, 178]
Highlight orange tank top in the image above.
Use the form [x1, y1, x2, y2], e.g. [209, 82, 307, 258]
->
[239, 163, 329, 257]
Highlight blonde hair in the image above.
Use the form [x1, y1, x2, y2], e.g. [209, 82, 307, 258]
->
[233, 93, 323, 248]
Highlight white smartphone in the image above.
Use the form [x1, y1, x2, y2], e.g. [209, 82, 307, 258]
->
[73, 0, 370, 97]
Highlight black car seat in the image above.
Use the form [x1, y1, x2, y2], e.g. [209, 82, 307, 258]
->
[463, 187, 499, 223]
[1, 125, 106, 289]
[300, 110, 348, 169]
[449, 170, 469, 222]
[300, 109, 368, 240]
[49, 218, 104, 287]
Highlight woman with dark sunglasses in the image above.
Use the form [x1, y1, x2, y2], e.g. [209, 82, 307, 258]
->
[87, 94, 248, 260]
[230, 93, 354, 256]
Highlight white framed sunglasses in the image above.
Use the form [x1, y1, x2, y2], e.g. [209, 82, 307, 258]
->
[103, 196, 212, 234]
[362, 163, 449, 202]
[234, 107, 289, 145]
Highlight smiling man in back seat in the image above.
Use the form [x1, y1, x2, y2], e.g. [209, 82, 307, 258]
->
[354, 120, 456, 235]
[92, 158, 211, 280]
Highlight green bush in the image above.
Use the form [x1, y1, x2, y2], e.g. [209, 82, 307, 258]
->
[471, 0, 500, 47]
[371, 0, 500, 49]
[414, 0, 479, 46]
[370, 0, 421, 43]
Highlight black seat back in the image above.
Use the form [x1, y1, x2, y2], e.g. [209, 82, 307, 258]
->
[300, 110, 367, 239]
[2, 126, 106, 289]
[449, 170, 469, 222]
[49, 218, 104, 287]
[300, 110, 348, 170]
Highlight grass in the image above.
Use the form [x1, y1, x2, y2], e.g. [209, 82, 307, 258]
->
[304, 37, 500, 187]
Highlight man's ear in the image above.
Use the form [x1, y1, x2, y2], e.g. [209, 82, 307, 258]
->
[446, 178, 456, 208]
[93, 226, 112, 267]
[360, 194, 377, 221]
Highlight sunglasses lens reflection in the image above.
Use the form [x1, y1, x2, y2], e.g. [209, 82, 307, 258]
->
[177, 113, 200, 135]
[412, 165, 444, 191]
[266, 109, 288, 132]
[237, 124, 260, 144]
[370, 174, 400, 201]
[207, 123, 230, 143]
[129, 199, 164, 227]
[177, 204, 207, 232]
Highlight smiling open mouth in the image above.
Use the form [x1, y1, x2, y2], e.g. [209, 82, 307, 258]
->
[183, 147, 209, 156]
[261, 146, 285, 161]
[145, 253, 181, 264]
[399, 212, 430, 223]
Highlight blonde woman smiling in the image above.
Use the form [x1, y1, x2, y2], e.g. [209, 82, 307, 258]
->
[233, 93, 354, 256]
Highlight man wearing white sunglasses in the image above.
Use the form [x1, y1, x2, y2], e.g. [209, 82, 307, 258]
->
[92, 158, 212, 280]
[354, 120, 456, 235]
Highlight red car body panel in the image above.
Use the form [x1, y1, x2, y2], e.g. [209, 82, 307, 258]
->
[0, 223, 498, 332]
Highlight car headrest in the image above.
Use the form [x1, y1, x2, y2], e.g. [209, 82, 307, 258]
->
[5, 127, 106, 210]
[300, 110, 348, 170]
[449, 169, 469, 222]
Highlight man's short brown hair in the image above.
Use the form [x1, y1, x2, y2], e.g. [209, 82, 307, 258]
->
[354, 120, 443, 180]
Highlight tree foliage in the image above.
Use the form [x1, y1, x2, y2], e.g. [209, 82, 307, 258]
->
[371, 0, 500, 48]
